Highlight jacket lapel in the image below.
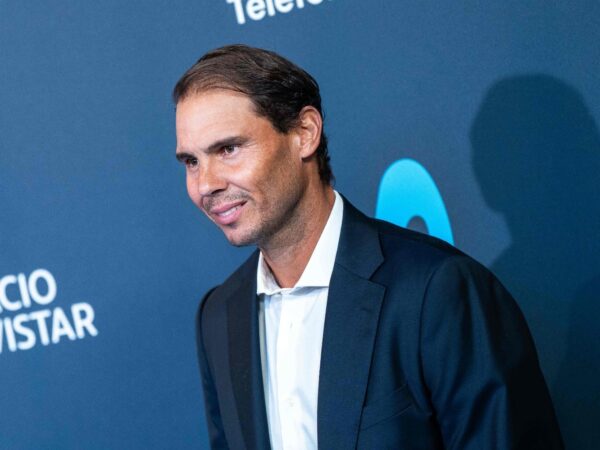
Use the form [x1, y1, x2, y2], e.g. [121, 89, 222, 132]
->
[227, 252, 272, 450]
[317, 199, 386, 450]
[225, 200, 385, 450]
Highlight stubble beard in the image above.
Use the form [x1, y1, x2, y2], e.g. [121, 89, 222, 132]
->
[227, 183, 307, 251]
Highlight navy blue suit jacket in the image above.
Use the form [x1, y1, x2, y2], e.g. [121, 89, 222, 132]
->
[196, 198, 563, 449]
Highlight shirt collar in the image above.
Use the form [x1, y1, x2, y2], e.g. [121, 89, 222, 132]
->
[256, 190, 344, 295]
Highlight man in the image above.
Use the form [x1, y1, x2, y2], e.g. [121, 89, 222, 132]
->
[174, 45, 563, 449]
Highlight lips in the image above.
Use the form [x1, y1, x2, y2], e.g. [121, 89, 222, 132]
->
[209, 201, 246, 226]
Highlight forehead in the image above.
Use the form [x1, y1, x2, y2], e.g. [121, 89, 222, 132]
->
[175, 89, 276, 152]
[176, 90, 259, 134]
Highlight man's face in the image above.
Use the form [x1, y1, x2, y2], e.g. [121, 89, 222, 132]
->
[175, 89, 307, 247]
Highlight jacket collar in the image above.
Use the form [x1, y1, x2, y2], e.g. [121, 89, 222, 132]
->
[226, 196, 385, 450]
[335, 195, 384, 279]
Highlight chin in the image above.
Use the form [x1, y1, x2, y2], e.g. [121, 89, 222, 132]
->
[227, 238, 254, 248]
[221, 218, 274, 248]
[223, 229, 258, 248]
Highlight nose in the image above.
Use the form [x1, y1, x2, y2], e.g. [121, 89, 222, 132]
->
[195, 158, 227, 197]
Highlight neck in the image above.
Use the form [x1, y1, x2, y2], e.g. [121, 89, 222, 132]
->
[260, 183, 335, 288]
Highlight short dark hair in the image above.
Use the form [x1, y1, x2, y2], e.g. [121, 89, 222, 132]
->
[173, 44, 333, 185]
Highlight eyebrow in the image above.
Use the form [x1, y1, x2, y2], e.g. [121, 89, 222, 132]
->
[175, 135, 248, 162]
[175, 152, 195, 163]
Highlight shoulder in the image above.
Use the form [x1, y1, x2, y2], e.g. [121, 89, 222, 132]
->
[368, 218, 524, 345]
[369, 216, 486, 282]
[374, 217, 461, 259]
[366, 216, 518, 334]
[365, 215, 508, 322]
[337, 197, 492, 291]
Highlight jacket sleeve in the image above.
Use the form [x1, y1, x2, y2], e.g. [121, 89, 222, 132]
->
[419, 256, 564, 449]
[196, 287, 230, 450]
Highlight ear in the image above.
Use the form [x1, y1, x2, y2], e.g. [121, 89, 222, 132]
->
[293, 106, 323, 159]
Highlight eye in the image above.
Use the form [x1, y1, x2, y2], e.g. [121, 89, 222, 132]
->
[184, 156, 198, 168]
[221, 145, 238, 156]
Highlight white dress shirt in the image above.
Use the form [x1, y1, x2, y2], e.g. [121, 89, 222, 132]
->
[256, 191, 344, 450]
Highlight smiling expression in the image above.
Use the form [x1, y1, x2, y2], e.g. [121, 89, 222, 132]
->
[175, 89, 309, 247]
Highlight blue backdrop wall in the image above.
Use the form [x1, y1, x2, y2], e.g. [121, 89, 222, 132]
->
[1, 1, 599, 448]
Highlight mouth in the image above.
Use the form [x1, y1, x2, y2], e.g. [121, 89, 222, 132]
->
[209, 201, 246, 226]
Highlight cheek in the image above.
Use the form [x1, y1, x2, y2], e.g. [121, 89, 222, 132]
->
[227, 161, 262, 192]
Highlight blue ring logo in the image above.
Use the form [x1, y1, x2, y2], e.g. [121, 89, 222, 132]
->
[375, 158, 454, 245]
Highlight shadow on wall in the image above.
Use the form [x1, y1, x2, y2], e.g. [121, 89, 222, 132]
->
[470, 75, 600, 450]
